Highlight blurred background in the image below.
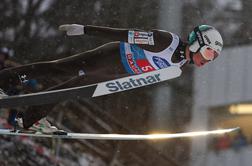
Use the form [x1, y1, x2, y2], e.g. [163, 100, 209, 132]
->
[0, 0, 252, 165]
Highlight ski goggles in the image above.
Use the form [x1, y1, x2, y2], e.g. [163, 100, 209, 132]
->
[199, 46, 219, 61]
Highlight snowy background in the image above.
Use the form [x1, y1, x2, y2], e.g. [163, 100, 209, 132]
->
[0, 0, 252, 166]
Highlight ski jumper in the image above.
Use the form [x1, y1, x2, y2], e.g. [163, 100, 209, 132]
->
[0, 25, 189, 128]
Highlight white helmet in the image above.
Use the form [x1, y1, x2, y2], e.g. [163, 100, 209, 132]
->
[188, 25, 223, 55]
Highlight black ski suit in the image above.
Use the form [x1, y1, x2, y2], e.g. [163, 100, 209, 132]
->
[0, 25, 188, 128]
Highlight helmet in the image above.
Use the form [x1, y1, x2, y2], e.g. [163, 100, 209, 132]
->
[188, 25, 223, 61]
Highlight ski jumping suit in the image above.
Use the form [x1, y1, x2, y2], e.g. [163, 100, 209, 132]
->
[0, 25, 188, 128]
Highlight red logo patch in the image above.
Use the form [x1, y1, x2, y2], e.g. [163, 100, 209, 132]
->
[126, 53, 141, 74]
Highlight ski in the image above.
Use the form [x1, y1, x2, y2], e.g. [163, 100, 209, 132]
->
[0, 127, 239, 140]
[0, 66, 181, 108]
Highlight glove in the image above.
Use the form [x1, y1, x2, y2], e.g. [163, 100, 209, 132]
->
[59, 24, 85, 36]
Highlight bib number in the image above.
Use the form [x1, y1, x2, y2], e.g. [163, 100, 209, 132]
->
[136, 59, 155, 72]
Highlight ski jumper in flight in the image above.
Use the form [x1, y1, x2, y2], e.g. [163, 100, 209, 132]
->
[0, 24, 223, 133]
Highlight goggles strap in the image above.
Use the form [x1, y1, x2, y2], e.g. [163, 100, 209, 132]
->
[194, 27, 206, 52]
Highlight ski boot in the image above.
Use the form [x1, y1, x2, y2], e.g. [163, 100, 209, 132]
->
[15, 117, 66, 135]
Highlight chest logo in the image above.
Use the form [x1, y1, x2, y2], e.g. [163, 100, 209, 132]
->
[153, 56, 170, 69]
